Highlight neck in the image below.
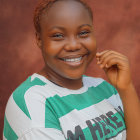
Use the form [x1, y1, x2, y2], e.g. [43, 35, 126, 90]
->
[38, 67, 83, 90]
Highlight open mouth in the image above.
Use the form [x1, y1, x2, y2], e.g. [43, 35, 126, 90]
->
[61, 56, 82, 62]
[59, 54, 88, 66]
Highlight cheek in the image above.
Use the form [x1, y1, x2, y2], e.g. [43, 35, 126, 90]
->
[84, 37, 97, 53]
[42, 42, 57, 57]
[43, 40, 65, 55]
[85, 37, 97, 64]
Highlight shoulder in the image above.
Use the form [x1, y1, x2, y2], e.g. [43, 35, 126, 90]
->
[83, 75, 118, 97]
[83, 75, 123, 111]
[83, 75, 104, 87]
[83, 75, 115, 89]
[4, 75, 49, 138]
[13, 74, 47, 96]
[5, 74, 48, 120]
[12, 74, 48, 100]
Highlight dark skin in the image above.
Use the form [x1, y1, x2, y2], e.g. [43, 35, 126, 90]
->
[37, 0, 96, 89]
[37, 0, 140, 139]
[96, 50, 140, 139]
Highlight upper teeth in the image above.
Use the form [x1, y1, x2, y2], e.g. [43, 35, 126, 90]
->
[64, 57, 82, 62]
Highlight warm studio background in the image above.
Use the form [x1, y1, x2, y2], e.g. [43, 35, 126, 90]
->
[0, 0, 140, 138]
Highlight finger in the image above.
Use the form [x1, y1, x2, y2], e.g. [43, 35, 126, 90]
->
[96, 50, 128, 65]
[97, 53, 128, 68]
[101, 57, 129, 70]
[96, 51, 109, 64]
[96, 50, 126, 59]
[96, 50, 109, 57]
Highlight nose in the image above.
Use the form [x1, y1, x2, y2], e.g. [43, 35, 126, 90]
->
[64, 37, 82, 51]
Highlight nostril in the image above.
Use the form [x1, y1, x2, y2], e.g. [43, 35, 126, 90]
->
[64, 45, 81, 51]
[64, 39, 82, 51]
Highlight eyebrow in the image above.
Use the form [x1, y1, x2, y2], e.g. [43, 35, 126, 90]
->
[78, 24, 92, 29]
[49, 24, 92, 31]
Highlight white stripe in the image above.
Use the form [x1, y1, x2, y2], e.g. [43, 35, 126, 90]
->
[25, 88, 46, 126]
[5, 95, 33, 137]
[19, 127, 65, 140]
[30, 74, 104, 97]
[25, 84, 88, 99]
[3, 135, 7, 140]
[32, 73, 104, 88]
[31, 73, 47, 82]
[110, 130, 126, 140]
[59, 99, 118, 134]
[25, 80, 104, 103]
[107, 93, 124, 111]
[31, 75, 88, 96]
[83, 76, 104, 87]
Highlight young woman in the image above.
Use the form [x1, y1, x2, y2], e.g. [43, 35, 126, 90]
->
[3, 0, 140, 139]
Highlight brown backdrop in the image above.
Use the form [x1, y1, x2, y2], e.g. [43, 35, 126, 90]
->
[0, 0, 140, 138]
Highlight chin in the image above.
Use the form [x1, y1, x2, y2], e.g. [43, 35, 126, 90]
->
[62, 64, 90, 80]
[62, 71, 84, 80]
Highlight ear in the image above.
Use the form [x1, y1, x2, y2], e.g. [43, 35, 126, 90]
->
[35, 32, 42, 49]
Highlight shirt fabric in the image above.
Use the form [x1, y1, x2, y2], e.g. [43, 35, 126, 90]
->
[3, 73, 126, 140]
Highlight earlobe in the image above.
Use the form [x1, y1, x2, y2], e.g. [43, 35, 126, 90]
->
[35, 32, 42, 49]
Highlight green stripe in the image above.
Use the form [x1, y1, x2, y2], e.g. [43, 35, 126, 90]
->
[13, 76, 46, 119]
[45, 99, 62, 130]
[3, 116, 18, 140]
[45, 81, 118, 118]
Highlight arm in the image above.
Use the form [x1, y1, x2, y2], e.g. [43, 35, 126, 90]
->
[118, 83, 140, 140]
[96, 50, 140, 140]
[3, 87, 66, 140]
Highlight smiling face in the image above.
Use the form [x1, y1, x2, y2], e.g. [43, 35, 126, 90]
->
[38, 0, 97, 83]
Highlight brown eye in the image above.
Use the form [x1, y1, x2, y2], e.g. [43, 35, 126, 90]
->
[79, 30, 90, 37]
[51, 33, 64, 40]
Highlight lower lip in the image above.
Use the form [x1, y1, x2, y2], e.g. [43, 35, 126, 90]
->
[60, 55, 87, 67]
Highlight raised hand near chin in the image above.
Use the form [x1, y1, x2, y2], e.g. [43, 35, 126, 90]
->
[96, 50, 132, 93]
[96, 50, 140, 139]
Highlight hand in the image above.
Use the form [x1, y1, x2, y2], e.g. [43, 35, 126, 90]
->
[96, 50, 132, 92]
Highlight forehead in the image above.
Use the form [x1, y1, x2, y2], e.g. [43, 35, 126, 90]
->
[40, 0, 92, 29]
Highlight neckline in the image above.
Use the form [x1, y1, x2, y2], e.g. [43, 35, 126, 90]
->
[31, 73, 87, 94]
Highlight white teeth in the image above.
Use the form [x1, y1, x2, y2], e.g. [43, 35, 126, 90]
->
[64, 57, 82, 62]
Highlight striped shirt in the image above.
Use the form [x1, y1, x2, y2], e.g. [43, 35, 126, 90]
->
[3, 73, 126, 140]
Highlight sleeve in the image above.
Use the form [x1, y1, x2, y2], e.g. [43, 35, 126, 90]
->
[19, 87, 66, 140]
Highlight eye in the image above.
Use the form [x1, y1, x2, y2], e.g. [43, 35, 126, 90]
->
[51, 33, 64, 40]
[79, 30, 90, 37]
